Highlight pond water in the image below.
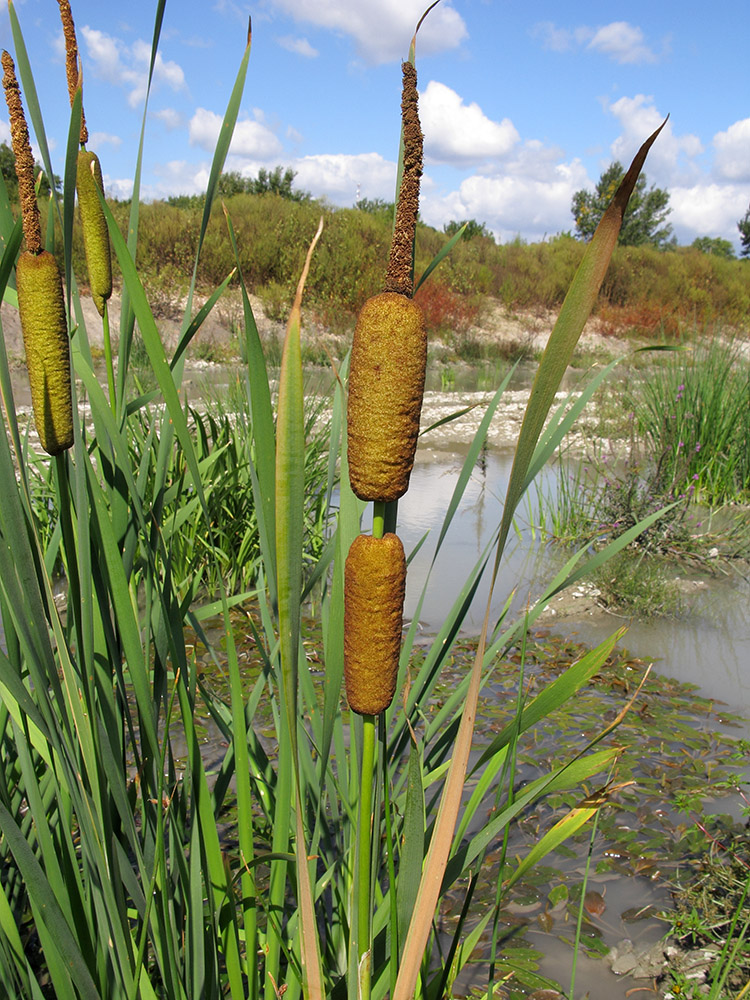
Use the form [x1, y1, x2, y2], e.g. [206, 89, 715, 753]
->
[388, 446, 749, 997]
[387, 446, 750, 720]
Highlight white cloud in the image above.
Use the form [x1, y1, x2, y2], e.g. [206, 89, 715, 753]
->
[588, 22, 656, 64]
[532, 20, 659, 65]
[0, 119, 10, 145]
[420, 81, 519, 166]
[137, 159, 210, 200]
[532, 22, 592, 53]
[277, 35, 319, 58]
[265, 0, 467, 64]
[670, 183, 749, 243]
[88, 131, 122, 148]
[293, 152, 396, 204]
[713, 118, 750, 183]
[188, 108, 283, 159]
[152, 108, 185, 131]
[80, 26, 186, 109]
[81, 27, 124, 84]
[422, 158, 590, 243]
[105, 176, 135, 201]
[606, 95, 703, 181]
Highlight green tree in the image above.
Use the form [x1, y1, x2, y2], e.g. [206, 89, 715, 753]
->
[356, 197, 395, 217]
[738, 203, 750, 258]
[691, 236, 736, 259]
[443, 218, 494, 242]
[0, 140, 59, 201]
[572, 161, 673, 248]
[214, 165, 310, 201]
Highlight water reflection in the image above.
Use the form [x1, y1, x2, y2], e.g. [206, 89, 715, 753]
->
[379, 449, 750, 720]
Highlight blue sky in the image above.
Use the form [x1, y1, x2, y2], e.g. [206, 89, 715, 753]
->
[2, 0, 749, 249]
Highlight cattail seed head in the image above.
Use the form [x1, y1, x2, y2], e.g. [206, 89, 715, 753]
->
[385, 61, 423, 297]
[16, 251, 73, 455]
[58, 0, 88, 145]
[77, 150, 112, 316]
[347, 292, 427, 502]
[2, 50, 41, 254]
[344, 533, 406, 716]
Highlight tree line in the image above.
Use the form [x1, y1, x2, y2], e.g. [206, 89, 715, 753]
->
[2, 140, 749, 258]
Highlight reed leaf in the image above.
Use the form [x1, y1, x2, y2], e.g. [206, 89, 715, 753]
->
[392, 123, 665, 1000]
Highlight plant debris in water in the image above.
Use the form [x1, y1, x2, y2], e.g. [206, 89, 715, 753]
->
[189, 615, 749, 997]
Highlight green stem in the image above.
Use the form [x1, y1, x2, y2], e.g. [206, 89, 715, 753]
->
[372, 502, 386, 540]
[357, 713, 376, 1000]
[102, 300, 116, 413]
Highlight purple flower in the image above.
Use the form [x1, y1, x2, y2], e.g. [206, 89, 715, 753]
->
[695, 443, 701, 453]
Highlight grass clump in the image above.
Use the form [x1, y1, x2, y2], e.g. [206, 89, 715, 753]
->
[591, 550, 685, 619]
[629, 336, 750, 505]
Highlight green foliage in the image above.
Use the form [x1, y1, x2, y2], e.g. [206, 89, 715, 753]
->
[630, 337, 750, 504]
[691, 235, 736, 259]
[572, 160, 674, 248]
[64, 190, 750, 338]
[443, 217, 494, 242]
[355, 196, 394, 218]
[0, 138, 59, 200]
[738, 201, 750, 258]
[167, 165, 310, 209]
[2, 11, 725, 1000]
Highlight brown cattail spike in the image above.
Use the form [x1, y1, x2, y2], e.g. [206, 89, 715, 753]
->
[347, 292, 427, 502]
[58, 0, 88, 145]
[385, 61, 423, 297]
[344, 533, 406, 716]
[2, 51, 41, 254]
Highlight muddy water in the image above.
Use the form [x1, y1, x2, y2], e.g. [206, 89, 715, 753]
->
[388, 448, 749, 998]
[392, 447, 750, 719]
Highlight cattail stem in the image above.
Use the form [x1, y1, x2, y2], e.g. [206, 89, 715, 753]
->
[372, 502, 386, 540]
[356, 713, 376, 1000]
[101, 301, 115, 412]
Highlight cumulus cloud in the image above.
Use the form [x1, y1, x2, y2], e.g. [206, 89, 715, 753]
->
[670, 183, 749, 243]
[80, 26, 186, 108]
[605, 95, 703, 181]
[88, 131, 122, 148]
[532, 22, 590, 53]
[189, 108, 283, 159]
[587, 22, 657, 64]
[277, 35, 319, 58]
[420, 82, 519, 166]
[532, 20, 660, 64]
[0, 119, 10, 145]
[713, 118, 750, 182]
[293, 152, 396, 204]
[105, 176, 135, 201]
[265, 0, 467, 64]
[152, 108, 185, 132]
[422, 158, 590, 243]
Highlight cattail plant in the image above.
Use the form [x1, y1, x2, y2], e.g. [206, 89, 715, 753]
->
[344, 58, 424, 711]
[343, 51, 427, 1000]
[2, 50, 72, 456]
[347, 60, 427, 505]
[58, 0, 112, 320]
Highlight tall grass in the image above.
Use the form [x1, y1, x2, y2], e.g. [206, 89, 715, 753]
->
[0, 5, 673, 999]
[630, 336, 750, 504]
